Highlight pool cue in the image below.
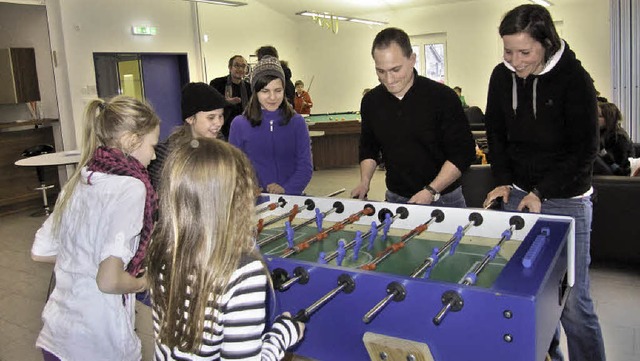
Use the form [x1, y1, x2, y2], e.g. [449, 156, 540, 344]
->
[306, 75, 315, 93]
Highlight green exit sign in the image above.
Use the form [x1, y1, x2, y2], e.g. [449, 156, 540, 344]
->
[132, 26, 157, 35]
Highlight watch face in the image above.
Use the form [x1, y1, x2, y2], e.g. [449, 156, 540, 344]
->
[433, 193, 440, 201]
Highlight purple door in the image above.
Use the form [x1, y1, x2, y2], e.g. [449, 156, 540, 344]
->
[141, 54, 189, 140]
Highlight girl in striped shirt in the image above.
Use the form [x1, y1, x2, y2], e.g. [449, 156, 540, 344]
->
[146, 138, 304, 361]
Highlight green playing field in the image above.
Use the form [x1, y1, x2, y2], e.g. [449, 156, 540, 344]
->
[258, 217, 519, 288]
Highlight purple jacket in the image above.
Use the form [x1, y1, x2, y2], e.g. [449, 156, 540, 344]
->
[229, 109, 313, 195]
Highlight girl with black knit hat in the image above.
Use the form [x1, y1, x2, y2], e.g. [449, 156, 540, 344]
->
[148, 82, 227, 190]
[229, 56, 313, 195]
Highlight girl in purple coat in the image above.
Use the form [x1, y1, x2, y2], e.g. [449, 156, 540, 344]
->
[229, 56, 312, 195]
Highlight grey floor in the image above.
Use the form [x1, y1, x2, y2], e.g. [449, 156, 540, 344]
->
[1, 166, 638, 361]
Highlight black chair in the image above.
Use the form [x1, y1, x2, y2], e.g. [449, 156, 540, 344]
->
[22, 144, 55, 216]
[465, 106, 485, 131]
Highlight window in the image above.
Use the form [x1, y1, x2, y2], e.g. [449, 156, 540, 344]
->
[411, 33, 447, 84]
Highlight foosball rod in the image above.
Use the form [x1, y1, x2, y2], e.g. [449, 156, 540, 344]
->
[360, 209, 445, 271]
[257, 201, 345, 248]
[410, 212, 484, 278]
[257, 199, 315, 233]
[432, 215, 525, 326]
[256, 196, 287, 214]
[293, 274, 356, 323]
[324, 207, 408, 263]
[362, 212, 484, 324]
[277, 267, 310, 291]
[324, 188, 346, 197]
[409, 198, 502, 277]
[281, 204, 376, 258]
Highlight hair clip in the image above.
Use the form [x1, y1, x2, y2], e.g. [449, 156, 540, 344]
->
[190, 139, 200, 148]
[98, 102, 106, 111]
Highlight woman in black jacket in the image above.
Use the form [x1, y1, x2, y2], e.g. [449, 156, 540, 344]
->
[482, 5, 605, 361]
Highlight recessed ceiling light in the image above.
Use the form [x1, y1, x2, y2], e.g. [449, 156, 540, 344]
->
[185, 0, 247, 7]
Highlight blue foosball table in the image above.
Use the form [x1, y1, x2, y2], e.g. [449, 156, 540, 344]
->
[257, 195, 575, 361]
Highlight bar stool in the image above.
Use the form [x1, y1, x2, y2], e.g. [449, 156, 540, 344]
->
[21, 144, 55, 216]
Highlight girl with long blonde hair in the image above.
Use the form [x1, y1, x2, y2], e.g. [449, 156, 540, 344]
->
[31, 95, 160, 361]
[147, 138, 304, 360]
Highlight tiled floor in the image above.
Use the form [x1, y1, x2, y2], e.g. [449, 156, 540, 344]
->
[0, 166, 638, 361]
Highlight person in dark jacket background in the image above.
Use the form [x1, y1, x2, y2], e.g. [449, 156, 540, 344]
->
[594, 101, 632, 175]
[209, 55, 252, 139]
[482, 5, 605, 361]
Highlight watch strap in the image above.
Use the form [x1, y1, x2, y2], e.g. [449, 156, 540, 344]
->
[424, 184, 439, 197]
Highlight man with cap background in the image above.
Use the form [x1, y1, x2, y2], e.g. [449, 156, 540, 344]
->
[148, 82, 227, 190]
[229, 56, 312, 195]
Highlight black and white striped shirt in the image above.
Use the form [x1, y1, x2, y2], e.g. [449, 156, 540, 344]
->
[152, 259, 301, 361]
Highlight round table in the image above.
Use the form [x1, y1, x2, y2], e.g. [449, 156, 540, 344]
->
[15, 150, 81, 216]
[14, 150, 81, 167]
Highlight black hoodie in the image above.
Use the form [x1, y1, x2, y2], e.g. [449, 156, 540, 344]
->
[485, 41, 598, 199]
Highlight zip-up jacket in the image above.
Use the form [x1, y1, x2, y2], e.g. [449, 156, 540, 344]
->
[229, 109, 312, 195]
[485, 41, 598, 199]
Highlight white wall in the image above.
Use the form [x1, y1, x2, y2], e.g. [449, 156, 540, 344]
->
[197, 2, 299, 84]
[45, 0, 201, 148]
[41, 0, 612, 148]
[295, 0, 610, 112]
[295, 21, 380, 113]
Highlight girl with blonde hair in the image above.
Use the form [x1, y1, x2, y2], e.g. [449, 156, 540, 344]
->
[147, 138, 304, 360]
[31, 95, 160, 360]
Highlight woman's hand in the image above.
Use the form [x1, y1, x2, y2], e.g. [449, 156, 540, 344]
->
[518, 192, 542, 213]
[266, 183, 285, 194]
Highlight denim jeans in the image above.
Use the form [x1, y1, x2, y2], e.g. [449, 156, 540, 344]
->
[385, 186, 467, 208]
[505, 189, 606, 361]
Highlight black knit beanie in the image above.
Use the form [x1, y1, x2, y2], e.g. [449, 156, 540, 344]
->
[181, 82, 227, 121]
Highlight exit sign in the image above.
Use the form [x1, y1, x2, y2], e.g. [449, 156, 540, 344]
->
[132, 26, 157, 35]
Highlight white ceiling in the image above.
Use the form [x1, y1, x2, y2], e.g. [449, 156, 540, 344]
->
[252, 0, 476, 21]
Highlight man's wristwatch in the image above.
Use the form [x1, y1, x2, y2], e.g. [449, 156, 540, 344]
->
[424, 185, 440, 201]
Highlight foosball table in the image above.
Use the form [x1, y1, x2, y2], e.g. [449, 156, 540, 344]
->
[256, 194, 575, 361]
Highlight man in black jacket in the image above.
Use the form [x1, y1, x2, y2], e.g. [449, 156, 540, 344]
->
[210, 55, 251, 139]
[351, 27, 475, 206]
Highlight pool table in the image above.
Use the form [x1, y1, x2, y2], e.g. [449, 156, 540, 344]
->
[305, 112, 361, 170]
